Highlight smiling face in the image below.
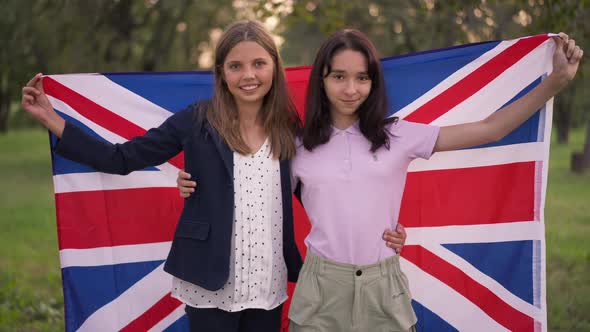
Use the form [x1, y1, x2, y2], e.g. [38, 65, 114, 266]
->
[322, 49, 372, 128]
[222, 41, 275, 110]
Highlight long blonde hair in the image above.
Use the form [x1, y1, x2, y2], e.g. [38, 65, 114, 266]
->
[206, 20, 300, 160]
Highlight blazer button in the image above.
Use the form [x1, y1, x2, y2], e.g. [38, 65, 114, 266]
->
[355, 269, 362, 276]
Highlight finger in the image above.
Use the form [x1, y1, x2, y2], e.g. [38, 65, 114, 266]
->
[179, 185, 195, 193]
[22, 86, 41, 96]
[22, 95, 35, 104]
[383, 230, 403, 239]
[387, 241, 402, 249]
[566, 39, 576, 58]
[26, 73, 43, 87]
[179, 186, 194, 194]
[571, 46, 582, 63]
[384, 234, 404, 244]
[557, 32, 569, 42]
[180, 171, 191, 179]
[180, 192, 190, 198]
[396, 223, 407, 236]
[552, 35, 565, 52]
[382, 230, 397, 241]
[179, 179, 196, 188]
[35, 76, 45, 92]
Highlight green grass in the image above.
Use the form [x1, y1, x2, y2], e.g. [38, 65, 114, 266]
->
[0, 127, 588, 331]
[545, 128, 590, 331]
[0, 129, 63, 332]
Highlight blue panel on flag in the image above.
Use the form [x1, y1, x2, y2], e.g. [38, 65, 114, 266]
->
[51, 111, 159, 175]
[62, 260, 163, 331]
[412, 300, 458, 332]
[105, 73, 214, 113]
[471, 76, 543, 149]
[384, 41, 499, 114]
[163, 315, 189, 331]
[443, 241, 534, 304]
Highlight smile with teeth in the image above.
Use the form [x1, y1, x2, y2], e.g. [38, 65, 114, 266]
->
[240, 84, 260, 91]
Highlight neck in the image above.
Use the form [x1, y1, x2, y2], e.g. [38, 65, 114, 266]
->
[237, 102, 262, 128]
[237, 105, 267, 153]
[330, 111, 358, 130]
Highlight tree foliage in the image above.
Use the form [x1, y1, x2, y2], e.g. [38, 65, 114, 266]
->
[2, 0, 588, 144]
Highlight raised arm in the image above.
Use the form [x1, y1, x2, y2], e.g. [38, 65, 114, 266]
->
[22, 74, 188, 174]
[434, 34, 583, 152]
[22, 73, 66, 137]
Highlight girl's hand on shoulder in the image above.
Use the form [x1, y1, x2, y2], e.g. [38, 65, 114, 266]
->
[551, 33, 583, 88]
[21, 73, 65, 137]
[382, 223, 407, 254]
[177, 169, 196, 198]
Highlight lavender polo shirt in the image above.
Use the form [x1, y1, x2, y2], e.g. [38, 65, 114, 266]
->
[291, 120, 440, 265]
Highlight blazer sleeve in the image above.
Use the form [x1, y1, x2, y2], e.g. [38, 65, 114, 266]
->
[54, 108, 195, 175]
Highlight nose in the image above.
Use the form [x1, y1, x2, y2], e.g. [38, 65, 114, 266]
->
[243, 65, 255, 80]
[343, 79, 357, 96]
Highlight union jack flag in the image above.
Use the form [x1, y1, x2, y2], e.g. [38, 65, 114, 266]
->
[45, 34, 554, 331]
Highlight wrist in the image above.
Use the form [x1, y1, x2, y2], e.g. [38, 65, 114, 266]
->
[43, 111, 66, 138]
[546, 71, 570, 92]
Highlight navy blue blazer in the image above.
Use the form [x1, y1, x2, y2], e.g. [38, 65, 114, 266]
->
[55, 103, 302, 291]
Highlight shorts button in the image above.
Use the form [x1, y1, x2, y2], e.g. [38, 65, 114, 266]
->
[355, 270, 362, 276]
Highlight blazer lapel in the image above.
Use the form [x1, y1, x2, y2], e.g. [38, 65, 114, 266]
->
[205, 124, 233, 177]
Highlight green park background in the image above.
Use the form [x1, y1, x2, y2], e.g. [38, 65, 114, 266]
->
[1, 0, 588, 331]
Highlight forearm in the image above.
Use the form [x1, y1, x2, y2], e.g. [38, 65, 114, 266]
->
[436, 72, 568, 152]
[41, 111, 66, 138]
[482, 72, 567, 141]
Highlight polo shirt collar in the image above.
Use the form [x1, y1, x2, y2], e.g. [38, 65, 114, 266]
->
[331, 121, 362, 136]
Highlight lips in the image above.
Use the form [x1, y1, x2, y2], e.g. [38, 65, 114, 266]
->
[341, 99, 360, 104]
[240, 84, 260, 91]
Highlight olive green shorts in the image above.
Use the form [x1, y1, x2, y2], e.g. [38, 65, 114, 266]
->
[288, 252, 417, 332]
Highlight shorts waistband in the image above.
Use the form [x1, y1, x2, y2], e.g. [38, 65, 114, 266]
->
[303, 252, 402, 278]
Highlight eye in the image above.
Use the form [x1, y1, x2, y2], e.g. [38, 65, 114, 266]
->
[228, 63, 240, 70]
[330, 73, 345, 80]
[358, 75, 371, 82]
[254, 60, 266, 67]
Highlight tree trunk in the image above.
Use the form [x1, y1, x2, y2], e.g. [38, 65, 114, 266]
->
[553, 85, 575, 144]
[0, 89, 9, 133]
[571, 116, 590, 173]
[555, 103, 571, 144]
[584, 118, 590, 158]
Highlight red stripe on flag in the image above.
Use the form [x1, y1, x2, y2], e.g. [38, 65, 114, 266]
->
[402, 245, 535, 331]
[286, 66, 311, 119]
[55, 187, 183, 249]
[404, 35, 549, 124]
[399, 162, 535, 227]
[120, 293, 183, 332]
[43, 76, 184, 169]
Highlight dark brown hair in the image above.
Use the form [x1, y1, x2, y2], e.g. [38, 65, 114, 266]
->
[206, 20, 300, 159]
[302, 29, 396, 152]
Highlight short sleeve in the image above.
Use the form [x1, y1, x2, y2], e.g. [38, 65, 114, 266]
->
[389, 120, 440, 160]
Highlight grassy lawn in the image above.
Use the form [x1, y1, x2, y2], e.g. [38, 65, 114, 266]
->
[0, 129, 63, 331]
[545, 128, 590, 331]
[0, 127, 588, 331]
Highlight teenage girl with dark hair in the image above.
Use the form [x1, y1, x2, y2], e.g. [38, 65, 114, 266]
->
[286, 30, 581, 332]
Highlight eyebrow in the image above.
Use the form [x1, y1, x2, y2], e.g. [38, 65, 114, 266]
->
[226, 58, 268, 64]
[329, 69, 368, 75]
